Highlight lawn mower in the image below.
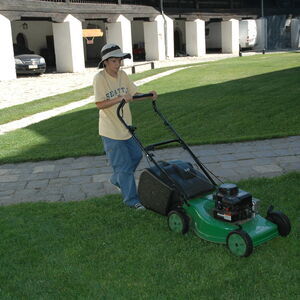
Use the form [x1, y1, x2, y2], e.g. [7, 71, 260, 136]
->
[117, 94, 291, 257]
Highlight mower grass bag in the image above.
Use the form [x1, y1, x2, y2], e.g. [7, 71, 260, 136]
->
[138, 160, 214, 215]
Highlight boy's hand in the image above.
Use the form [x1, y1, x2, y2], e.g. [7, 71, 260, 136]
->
[123, 93, 133, 103]
[150, 90, 158, 100]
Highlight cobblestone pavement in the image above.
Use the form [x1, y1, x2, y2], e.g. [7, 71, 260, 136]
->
[1, 136, 299, 206]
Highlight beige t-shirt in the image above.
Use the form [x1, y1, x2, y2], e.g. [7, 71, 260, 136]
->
[93, 69, 138, 140]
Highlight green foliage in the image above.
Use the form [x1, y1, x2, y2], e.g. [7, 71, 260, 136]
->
[0, 53, 299, 164]
[0, 173, 299, 298]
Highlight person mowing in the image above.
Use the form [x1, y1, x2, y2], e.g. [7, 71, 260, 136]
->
[93, 43, 157, 210]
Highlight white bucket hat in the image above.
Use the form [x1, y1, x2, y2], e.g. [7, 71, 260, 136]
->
[98, 43, 131, 68]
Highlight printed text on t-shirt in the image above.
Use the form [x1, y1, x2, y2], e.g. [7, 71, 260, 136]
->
[106, 87, 128, 99]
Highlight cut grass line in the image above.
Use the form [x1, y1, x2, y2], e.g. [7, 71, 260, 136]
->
[134, 66, 191, 86]
[0, 97, 93, 135]
[0, 67, 191, 135]
[0, 65, 187, 126]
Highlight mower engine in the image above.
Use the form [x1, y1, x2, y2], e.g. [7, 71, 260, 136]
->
[213, 183, 256, 222]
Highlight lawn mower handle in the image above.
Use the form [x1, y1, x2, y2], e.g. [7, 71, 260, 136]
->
[116, 93, 217, 200]
[117, 93, 154, 131]
[117, 93, 154, 112]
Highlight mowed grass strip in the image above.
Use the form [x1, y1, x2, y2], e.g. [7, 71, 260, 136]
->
[0, 172, 299, 299]
[0, 66, 178, 125]
[0, 53, 299, 164]
[0, 86, 93, 125]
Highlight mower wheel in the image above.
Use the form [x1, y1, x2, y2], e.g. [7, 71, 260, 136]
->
[226, 230, 253, 257]
[267, 211, 291, 237]
[167, 210, 189, 234]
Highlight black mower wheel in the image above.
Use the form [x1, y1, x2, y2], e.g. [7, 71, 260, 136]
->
[226, 230, 253, 257]
[167, 210, 189, 234]
[267, 211, 291, 237]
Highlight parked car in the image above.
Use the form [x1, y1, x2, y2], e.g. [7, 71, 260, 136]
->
[205, 19, 257, 50]
[239, 20, 257, 49]
[13, 44, 46, 75]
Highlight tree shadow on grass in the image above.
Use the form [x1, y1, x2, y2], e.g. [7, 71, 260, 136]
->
[0, 67, 299, 164]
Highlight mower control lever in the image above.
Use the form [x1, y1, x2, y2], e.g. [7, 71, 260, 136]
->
[144, 139, 179, 151]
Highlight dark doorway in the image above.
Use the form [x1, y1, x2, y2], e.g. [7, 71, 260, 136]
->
[174, 29, 180, 55]
[16, 33, 27, 48]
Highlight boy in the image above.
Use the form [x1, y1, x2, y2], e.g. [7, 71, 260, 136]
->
[93, 43, 157, 209]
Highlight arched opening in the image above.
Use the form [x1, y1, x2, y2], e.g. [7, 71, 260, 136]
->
[13, 33, 34, 55]
[16, 32, 27, 48]
[174, 29, 181, 55]
[173, 20, 186, 57]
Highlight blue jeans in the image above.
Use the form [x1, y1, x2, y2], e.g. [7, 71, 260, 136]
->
[101, 136, 143, 207]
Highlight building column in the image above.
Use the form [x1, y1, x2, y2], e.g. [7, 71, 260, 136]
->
[255, 18, 268, 51]
[164, 14, 174, 59]
[0, 14, 16, 81]
[143, 14, 174, 61]
[186, 19, 206, 56]
[221, 19, 239, 54]
[291, 19, 300, 49]
[52, 14, 85, 73]
[105, 15, 133, 67]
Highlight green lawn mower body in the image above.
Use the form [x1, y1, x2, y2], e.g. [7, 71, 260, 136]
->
[183, 195, 283, 257]
[184, 196, 278, 246]
[117, 96, 291, 257]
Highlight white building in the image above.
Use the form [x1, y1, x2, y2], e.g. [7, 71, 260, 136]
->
[0, 0, 299, 81]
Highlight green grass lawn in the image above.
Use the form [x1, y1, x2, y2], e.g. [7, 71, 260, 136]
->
[0, 172, 299, 299]
[0, 53, 299, 164]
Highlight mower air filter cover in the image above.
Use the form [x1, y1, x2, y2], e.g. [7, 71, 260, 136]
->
[218, 183, 238, 196]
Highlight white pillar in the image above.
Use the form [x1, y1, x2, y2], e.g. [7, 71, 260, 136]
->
[0, 14, 16, 81]
[186, 19, 206, 56]
[291, 19, 300, 49]
[254, 18, 267, 51]
[164, 14, 174, 59]
[221, 19, 239, 54]
[105, 15, 133, 67]
[52, 14, 85, 73]
[144, 15, 166, 61]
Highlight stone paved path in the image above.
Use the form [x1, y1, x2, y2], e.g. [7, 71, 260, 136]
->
[1, 135, 299, 206]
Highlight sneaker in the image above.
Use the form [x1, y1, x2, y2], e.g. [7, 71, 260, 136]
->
[134, 203, 146, 210]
